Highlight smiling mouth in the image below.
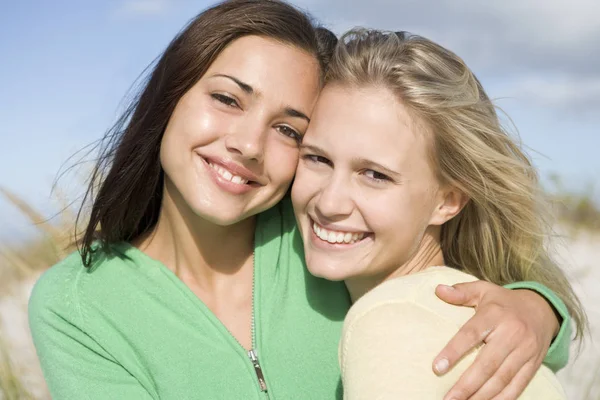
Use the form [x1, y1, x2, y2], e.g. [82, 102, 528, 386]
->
[207, 161, 249, 184]
[311, 219, 371, 245]
[203, 158, 260, 186]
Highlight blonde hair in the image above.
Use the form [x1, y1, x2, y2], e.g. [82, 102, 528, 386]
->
[326, 29, 586, 339]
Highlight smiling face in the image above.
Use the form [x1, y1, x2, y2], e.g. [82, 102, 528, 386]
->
[160, 35, 321, 226]
[292, 84, 461, 289]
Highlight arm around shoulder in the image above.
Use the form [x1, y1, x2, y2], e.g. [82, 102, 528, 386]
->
[28, 261, 154, 400]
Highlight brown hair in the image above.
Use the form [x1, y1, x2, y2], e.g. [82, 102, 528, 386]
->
[325, 29, 586, 339]
[77, 0, 337, 266]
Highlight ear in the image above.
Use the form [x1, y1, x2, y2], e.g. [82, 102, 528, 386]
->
[429, 186, 469, 226]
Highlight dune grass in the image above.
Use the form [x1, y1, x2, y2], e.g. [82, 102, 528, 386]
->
[0, 327, 35, 400]
[547, 174, 600, 232]
[0, 188, 78, 295]
[0, 187, 78, 400]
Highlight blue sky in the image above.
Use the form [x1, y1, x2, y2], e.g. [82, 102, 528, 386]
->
[1, 0, 598, 242]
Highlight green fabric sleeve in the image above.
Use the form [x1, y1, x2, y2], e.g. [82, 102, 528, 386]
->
[28, 264, 155, 400]
[504, 281, 571, 372]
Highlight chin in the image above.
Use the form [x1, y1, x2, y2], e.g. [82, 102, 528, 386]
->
[187, 202, 248, 226]
[305, 259, 352, 282]
[203, 210, 252, 226]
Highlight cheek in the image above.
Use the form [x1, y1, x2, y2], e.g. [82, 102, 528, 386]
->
[291, 164, 316, 210]
[159, 126, 183, 179]
[160, 106, 230, 191]
[265, 141, 299, 187]
[365, 198, 427, 266]
[165, 95, 228, 150]
[360, 190, 428, 236]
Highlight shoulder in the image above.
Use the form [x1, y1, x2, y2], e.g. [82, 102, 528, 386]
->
[340, 268, 567, 400]
[340, 267, 479, 380]
[341, 267, 479, 368]
[339, 269, 567, 399]
[28, 244, 152, 327]
[344, 267, 478, 332]
[339, 271, 476, 399]
[29, 250, 87, 323]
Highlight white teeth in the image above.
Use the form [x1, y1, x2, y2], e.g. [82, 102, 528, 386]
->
[208, 162, 249, 185]
[311, 221, 367, 245]
[327, 232, 337, 243]
[319, 230, 328, 241]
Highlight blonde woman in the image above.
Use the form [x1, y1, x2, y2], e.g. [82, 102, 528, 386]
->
[292, 29, 586, 399]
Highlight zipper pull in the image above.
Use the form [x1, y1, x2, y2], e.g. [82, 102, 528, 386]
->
[248, 349, 268, 392]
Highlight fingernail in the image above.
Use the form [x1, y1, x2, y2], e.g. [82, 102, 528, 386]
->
[435, 358, 449, 374]
[440, 284, 455, 290]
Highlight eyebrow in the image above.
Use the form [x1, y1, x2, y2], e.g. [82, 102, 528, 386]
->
[285, 107, 310, 123]
[212, 74, 254, 94]
[299, 143, 326, 154]
[352, 157, 402, 178]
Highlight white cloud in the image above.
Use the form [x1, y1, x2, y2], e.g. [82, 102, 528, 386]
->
[113, 0, 171, 17]
[504, 75, 600, 114]
[294, 0, 600, 114]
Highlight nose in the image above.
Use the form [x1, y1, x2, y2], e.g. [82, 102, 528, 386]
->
[224, 119, 266, 163]
[315, 172, 354, 222]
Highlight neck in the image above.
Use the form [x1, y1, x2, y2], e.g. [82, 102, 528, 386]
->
[135, 180, 256, 289]
[345, 226, 444, 303]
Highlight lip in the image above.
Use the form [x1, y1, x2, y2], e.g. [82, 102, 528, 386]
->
[308, 217, 373, 250]
[198, 155, 258, 195]
[196, 152, 264, 185]
[310, 216, 369, 234]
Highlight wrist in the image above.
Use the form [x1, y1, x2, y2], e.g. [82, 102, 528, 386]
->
[515, 289, 561, 338]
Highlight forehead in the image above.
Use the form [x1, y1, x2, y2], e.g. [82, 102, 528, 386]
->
[204, 35, 321, 99]
[306, 84, 429, 161]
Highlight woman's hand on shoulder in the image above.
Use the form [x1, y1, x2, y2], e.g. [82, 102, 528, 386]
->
[431, 280, 559, 400]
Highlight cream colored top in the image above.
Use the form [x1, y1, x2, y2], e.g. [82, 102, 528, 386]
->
[339, 266, 566, 399]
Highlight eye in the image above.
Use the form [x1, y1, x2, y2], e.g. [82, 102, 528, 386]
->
[364, 170, 391, 182]
[277, 125, 302, 143]
[303, 154, 331, 166]
[211, 93, 240, 108]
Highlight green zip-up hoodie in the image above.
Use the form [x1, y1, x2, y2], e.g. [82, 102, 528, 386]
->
[29, 198, 570, 399]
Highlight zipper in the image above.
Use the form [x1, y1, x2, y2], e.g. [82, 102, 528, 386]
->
[248, 349, 268, 392]
[249, 251, 270, 398]
[214, 250, 269, 398]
